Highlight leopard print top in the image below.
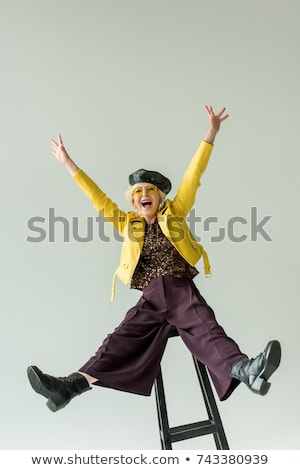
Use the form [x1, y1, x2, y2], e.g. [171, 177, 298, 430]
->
[130, 218, 198, 290]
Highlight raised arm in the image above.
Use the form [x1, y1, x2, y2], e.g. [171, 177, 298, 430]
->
[50, 134, 79, 176]
[171, 105, 229, 216]
[50, 134, 128, 234]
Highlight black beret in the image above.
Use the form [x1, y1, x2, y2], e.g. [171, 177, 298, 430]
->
[129, 168, 171, 194]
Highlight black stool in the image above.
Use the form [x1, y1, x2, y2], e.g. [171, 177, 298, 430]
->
[154, 326, 229, 450]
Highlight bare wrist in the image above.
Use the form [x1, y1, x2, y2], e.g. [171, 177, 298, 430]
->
[64, 158, 79, 176]
[203, 128, 218, 145]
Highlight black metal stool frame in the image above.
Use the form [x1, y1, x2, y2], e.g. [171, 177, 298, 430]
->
[154, 327, 229, 450]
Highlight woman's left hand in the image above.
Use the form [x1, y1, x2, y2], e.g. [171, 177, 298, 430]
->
[205, 105, 229, 132]
[203, 105, 229, 144]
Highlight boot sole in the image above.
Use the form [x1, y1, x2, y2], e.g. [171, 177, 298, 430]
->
[27, 366, 52, 399]
[251, 340, 281, 395]
[260, 340, 281, 380]
[27, 366, 70, 412]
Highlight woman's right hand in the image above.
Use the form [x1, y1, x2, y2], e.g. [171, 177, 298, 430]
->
[50, 134, 80, 176]
[50, 134, 70, 165]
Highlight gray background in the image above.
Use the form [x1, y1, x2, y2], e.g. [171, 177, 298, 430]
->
[1, 0, 299, 450]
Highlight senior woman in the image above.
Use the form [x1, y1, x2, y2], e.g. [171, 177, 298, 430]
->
[27, 106, 281, 412]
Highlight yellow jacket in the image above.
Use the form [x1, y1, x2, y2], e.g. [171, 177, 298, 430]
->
[73, 140, 213, 300]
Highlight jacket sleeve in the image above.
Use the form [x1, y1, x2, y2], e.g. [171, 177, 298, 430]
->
[72, 169, 128, 234]
[171, 140, 213, 216]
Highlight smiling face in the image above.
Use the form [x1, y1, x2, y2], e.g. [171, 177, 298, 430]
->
[132, 182, 162, 224]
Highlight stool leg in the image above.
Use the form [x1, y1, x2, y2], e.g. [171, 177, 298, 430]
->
[193, 357, 229, 450]
[154, 366, 172, 450]
[154, 328, 229, 450]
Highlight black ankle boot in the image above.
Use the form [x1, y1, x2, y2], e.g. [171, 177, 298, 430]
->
[27, 365, 92, 412]
[230, 340, 281, 395]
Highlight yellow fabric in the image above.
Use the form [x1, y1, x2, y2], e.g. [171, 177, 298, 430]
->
[73, 140, 213, 300]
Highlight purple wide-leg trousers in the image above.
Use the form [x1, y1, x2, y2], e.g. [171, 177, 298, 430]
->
[79, 275, 247, 401]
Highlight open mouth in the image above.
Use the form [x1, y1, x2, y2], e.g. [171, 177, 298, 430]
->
[141, 201, 152, 208]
